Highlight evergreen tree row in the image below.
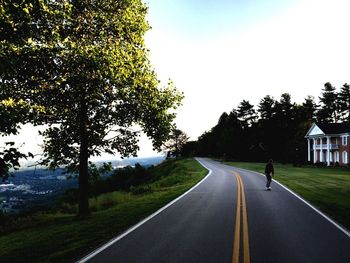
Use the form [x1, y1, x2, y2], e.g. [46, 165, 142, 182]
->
[182, 82, 350, 163]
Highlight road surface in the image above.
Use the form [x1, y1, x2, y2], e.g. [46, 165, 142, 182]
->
[79, 158, 350, 263]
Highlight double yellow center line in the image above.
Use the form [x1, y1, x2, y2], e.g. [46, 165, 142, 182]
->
[232, 172, 250, 263]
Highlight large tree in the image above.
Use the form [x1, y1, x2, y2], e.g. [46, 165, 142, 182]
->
[273, 93, 297, 163]
[237, 100, 257, 127]
[317, 82, 338, 122]
[0, 98, 34, 181]
[258, 95, 275, 121]
[190, 82, 348, 164]
[338, 83, 350, 122]
[162, 128, 189, 158]
[0, 0, 183, 215]
[256, 95, 276, 158]
[301, 95, 318, 122]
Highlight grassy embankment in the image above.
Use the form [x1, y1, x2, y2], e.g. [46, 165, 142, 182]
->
[223, 161, 350, 230]
[0, 158, 207, 263]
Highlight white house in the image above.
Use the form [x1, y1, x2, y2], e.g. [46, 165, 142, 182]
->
[305, 123, 350, 166]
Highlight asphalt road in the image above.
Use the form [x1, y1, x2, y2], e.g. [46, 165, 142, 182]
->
[80, 158, 350, 263]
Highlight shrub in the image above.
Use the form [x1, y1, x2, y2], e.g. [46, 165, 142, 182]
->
[130, 185, 153, 195]
[59, 202, 77, 214]
[60, 188, 79, 204]
[314, 162, 326, 167]
[89, 192, 133, 211]
[157, 175, 184, 188]
[88, 163, 153, 196]
[0, 210, 10, 225]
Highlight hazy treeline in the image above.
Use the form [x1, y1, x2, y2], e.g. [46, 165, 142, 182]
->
[181, 82, 350, 163]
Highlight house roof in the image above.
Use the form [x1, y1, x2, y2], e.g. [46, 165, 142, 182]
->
[316, 123, 350, 134]
[305, 122, 350, 137]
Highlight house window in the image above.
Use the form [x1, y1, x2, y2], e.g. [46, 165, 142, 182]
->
[342, 136, 348, 146]
[343, 151, 348, 164]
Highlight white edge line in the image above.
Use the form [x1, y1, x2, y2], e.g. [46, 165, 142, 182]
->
[77, 158, 212, 263]
[234, 167, 350, 238]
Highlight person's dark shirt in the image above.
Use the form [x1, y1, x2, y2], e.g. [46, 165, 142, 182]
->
[265, 162, 274, 175]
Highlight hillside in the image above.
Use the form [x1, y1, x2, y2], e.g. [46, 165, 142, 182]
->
[0, 158, 207, 262]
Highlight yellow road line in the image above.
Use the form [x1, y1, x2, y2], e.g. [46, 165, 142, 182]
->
[238, 175, 250, 263]
[232, 173, 241, 263]
[232, 172, 250, 263]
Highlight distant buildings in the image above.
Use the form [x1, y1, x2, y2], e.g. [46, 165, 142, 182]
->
[305, 123, 350, 166]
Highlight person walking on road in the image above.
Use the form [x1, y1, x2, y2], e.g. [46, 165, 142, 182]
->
[265, 159, 274, 190]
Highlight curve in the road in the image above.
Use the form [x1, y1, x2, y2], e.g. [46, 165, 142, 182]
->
[77, 158, 213, 263]
[77, 158, 350, 263]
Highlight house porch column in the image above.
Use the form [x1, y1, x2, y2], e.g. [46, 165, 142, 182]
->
[307, 139, 311, 162]
[320, 138, 323, 162]
[313, 138, 317, 163]
[327, 136, 331, 166]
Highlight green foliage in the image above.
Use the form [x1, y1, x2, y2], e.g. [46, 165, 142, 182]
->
[193, 109, 243, 159]
[88, 162, 112, 185]
[338, 83, 350, 122]
[0, 86, 35, 180]
[89, 192, 133, 212]
[237, 99, 257, 126]
[317, 82, 339, 122]
[88, 163, 152, 196]
[0, 158, 207, 262]
[258, 95, 275, 121]
[185, 82, 349, 163]
[1, 0, 183, 161]
[0, 210, 10, 225]
[130, 185, 153, 195]
[59, 188, 79, 204]
[0, 143, 28, 181]
[1, 0, 183, 214]
[0, 99, 32, 135]
[162, 128, 189, 157]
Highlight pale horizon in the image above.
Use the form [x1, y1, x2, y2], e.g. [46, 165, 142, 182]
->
[145, 0, 350, 140]
[2, 0, 350, 160]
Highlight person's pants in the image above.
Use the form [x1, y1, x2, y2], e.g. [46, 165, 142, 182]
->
[265, 174, 272, 187]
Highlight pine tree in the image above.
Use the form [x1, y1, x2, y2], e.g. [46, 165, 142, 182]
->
[258, 95, 275, 121]
[162, 128, 189, 158]
[338, 83, 350, 122]
[302, 95, 318, 122]
[317, 82, 339, 122]
[237, 100, 257, 127]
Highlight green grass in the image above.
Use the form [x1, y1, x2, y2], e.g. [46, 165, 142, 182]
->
[0, 158, 207, 263]
[223, 161, 350, 230]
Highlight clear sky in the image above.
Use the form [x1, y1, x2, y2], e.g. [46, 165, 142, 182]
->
[2, 0, 350, 162]
[145, 0, 350, 141]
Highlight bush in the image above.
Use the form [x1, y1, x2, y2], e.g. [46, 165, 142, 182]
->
[59, 202, 77, 214]
[157, 175, 184, 188]
[88, 163, 153, 196]
[56, 163, 155, 211]
[314, 162, 326, 167]
[0, 210, 10, 225]
[130, 185, 153, 195]
[60, 188, 79, 204]
[89, 192, 133, 212]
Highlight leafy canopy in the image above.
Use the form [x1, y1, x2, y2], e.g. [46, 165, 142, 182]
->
[0, 0, 183, 171]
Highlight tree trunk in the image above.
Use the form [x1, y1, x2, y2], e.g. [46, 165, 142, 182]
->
[78, 96, 90, 216]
